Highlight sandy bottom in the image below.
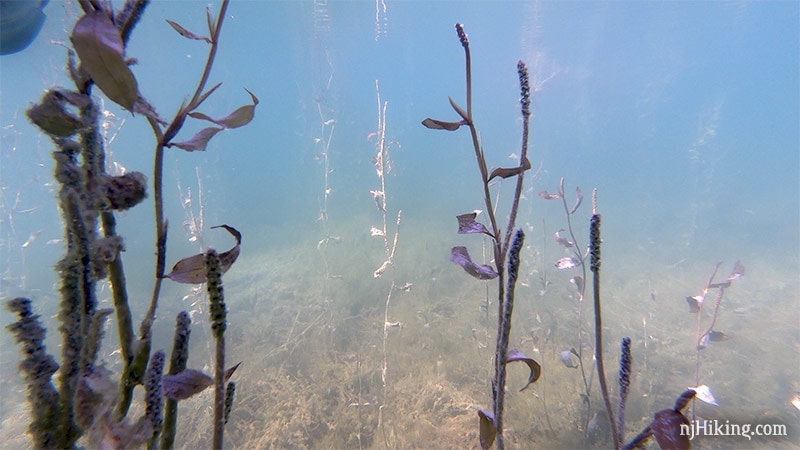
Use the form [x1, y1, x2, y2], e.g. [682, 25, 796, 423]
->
[1, 215, 798, 449]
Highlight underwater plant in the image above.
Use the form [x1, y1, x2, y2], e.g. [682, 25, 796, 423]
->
[7, 0, 252, 448]
[421, 23, 539, 449]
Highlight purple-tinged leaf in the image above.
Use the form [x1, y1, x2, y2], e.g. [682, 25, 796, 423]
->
[570, 276, 584, 292]
[555, 257, 579, 270]
[488, 156, 531, 182]
[689, 384, 718, 406]
[162, 368, 213, 400]
[554, 229, 574, 247]
[538, 190, 562, 200]
[570, 186, 583, 214]
[224, 362, 242, 382]
[171, 126, 223, 152]
[164, 224, 242, 283]
[450, 246, 498, 280]
[457, 211, 491, 236]
[651, 409, 691, 450]
[708, 330, 730, 342]
[477, 409, 496, 450]
[685, 295, 703, 313]
[560, 348, 579, 368]
[189, 88, 259, 129]
[195, 82, 223, 109]
[421, 118, 464, 131]
[166, 19, 211, 43]
[728, 260, 745, 281]
[70, 11, 139, 111]
[448, 97, 469, 122]
[506, 348, 541, 391]
[206, 6, 216, 37]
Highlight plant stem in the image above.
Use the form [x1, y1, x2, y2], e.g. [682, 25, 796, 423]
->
[590, 213, 620, 450]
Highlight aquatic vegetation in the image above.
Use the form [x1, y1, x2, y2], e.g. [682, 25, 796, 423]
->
[421, 23, 538, 449]
[6, 0, 254, 448]
[0, 0, 49, 55]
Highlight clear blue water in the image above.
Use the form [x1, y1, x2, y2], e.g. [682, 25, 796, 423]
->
[1, 1, 798, 448]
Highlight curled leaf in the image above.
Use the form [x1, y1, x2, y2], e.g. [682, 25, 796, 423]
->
[685, 295, 703, 313]
[506, 348, 541, 391]
[538, 190, 562, 200]
[171, 126, 223, 152]
[554, 229, 574, 247]
[488, 156, 531, 182]
[421, 118, 464, 131]
[450, 246, 498, 280]
[570, 186, 584, 214]
[456, 211, 491, 236]
[189, 88, 259, 129]
[560, 348, 579, 368]
[70, 11, 139, 110]
[555, 257, 579, 270]
[164, 224, 241, 283]
[477, 409, 496, 450]
[166, 19, 211, 43]
[728, 260, 745, 280]
[162, 368, 213, 400]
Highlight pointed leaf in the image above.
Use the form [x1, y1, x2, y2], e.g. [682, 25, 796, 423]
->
[456, 211, 491, 236]
[164, 224, 242, 283]
[477, 409, 496, 450]
[70, 11, 139, 110]
[421, 118, 464, 131]
[162, 368, 213, 400]
[450, 246, 498, 280]
[166, 19, 212, 43]
[171, 126, 223, 152]
[189, 89, 259, 129]
[224, 362, 242, 382]
[506, 348, 541, 391]
[448, 96, 469, 122]
[195, 82, 223, 109]
[206, 6, 216, 37]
